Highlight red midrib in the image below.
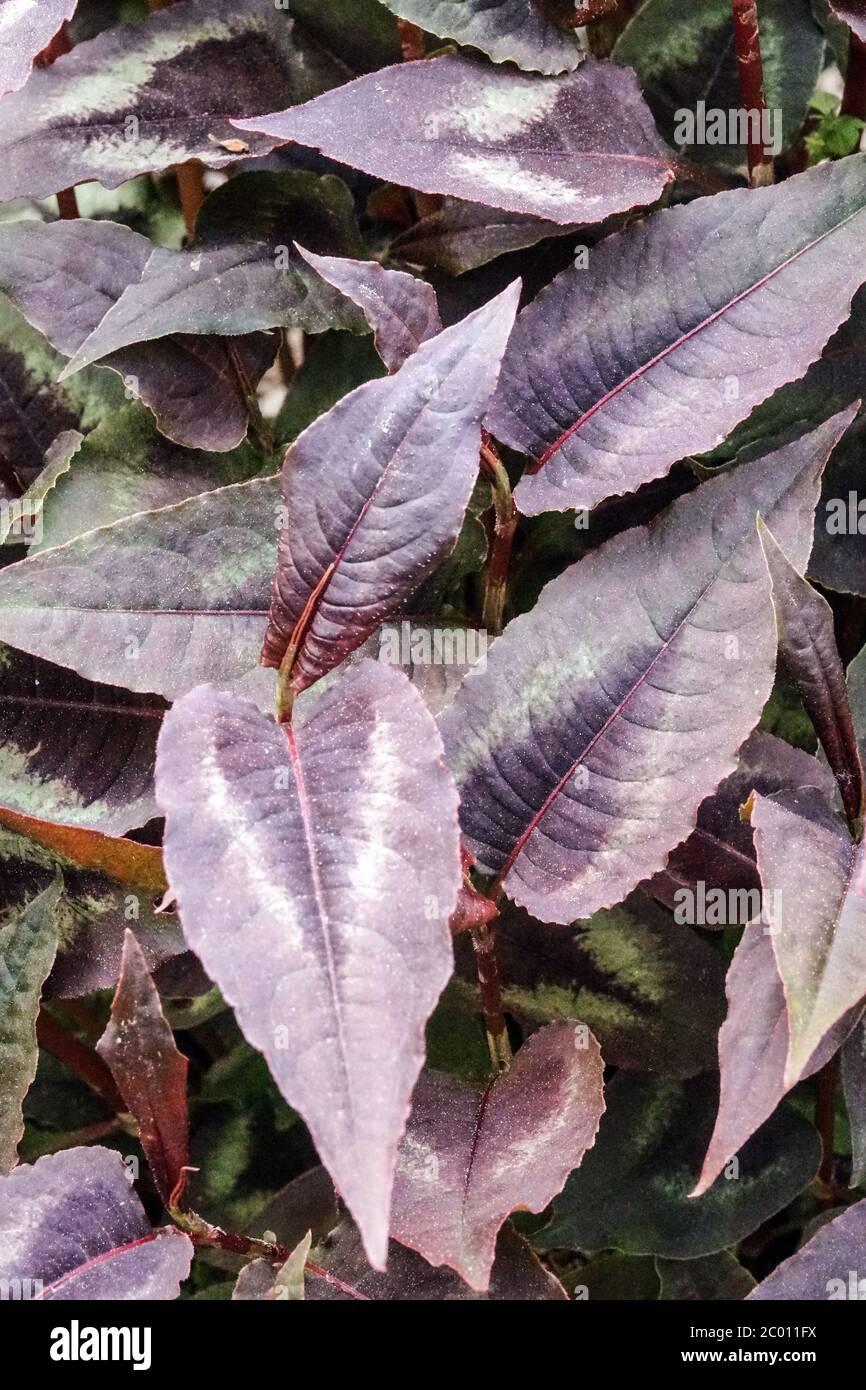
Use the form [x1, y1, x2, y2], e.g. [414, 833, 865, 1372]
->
[531, 207, 864, 475]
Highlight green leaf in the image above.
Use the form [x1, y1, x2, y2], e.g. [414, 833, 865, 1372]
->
[0, 879, 62, 1174]
[537, 1074, 820, 1258]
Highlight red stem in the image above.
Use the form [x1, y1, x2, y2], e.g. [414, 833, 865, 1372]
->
[730, 1, 774, 186]
[842, 35, 866, 121]
[36, 1011, 126, 1113]
[176, 1212, 370, 1300]
[815, 1056, 839, 1197]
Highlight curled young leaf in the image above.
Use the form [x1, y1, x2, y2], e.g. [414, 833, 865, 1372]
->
[155, 661, 461, 1269]
[489, 156, 866, 514]
[234, 55, 675, 226]
[441, 413, 850, 925]
[97, 931, 189, 1207]
[0, 1146, 192, 1299]
[391, 1021, 603, 1290]
[262, 285, 519, 696]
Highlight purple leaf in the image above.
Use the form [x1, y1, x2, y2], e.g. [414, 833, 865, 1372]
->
[155, 661, 462, 1268]
[296, 247, 443, 372]
[693, 917, 859, 1198]
[759, 519, 865, 826]
[0, 219, 277, 452]
[0, 1146, 192, 1299]
[379, 0, 583, 74]
[261, 285, 519, 695]
[0, 0, 76, 96]
[391, 1021, 604, 1290]
[97, 931, 189, 1207]
[441, 413, 849, 925]
[390, 198, 579, 277]
[643, 732, 837, 923]
[0, 476, 278, 703]
[0, 0, 346, 202]
[748, 1198, 866, 1299]
[234, 54, 674, 226]
[306, 1220, 567, 1300]
[751, 787, 866, 1085]
[59, 177, 366, 379]
[0, 879, 61, 1173]
[488, 156, 866, 515]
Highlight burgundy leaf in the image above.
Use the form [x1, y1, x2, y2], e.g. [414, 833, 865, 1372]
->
[0, 219, 276, 452]
[261, 285, 519, 695]
[155, 661, 462, 1268]
[693, 917, 860, 1197]
[0, 1146, 192, 1299]
[390, 197, 579, 277]
[391, 1021, 604, 1290]
[441, 413, 850, 925]
[488, 156, 866, 515]
[97, 931, 189, 1207]
[0, 0, 76, 96]
[751, 787, 866, 1085]
[296, 247, 443, 372]
[748, 1198, 866, 1299]
[759, 519, 865, 826]
[234, 54, 674, 226]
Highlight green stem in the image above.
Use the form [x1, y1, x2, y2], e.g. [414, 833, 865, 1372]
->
[479, 442, 517, 636]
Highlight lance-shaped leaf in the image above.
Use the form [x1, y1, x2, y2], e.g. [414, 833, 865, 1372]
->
[380, 1, 582, 74]
[0, 644, 163, 835]
[0, 476, 278, 702]
[390, 197, 578, 277]
[0, 879, 62, 1173]
[0, 1146, 193, 1299]
[155, 661, 462, 1268]
[234, 54, 675, 226]
[759, 519, 865, 825]
[262, 285, 519, 693]
[0, 219, 278, 453]
[97, 932, 188, 1206]
[0, 0, 347, 202]
[440, 413, 849, 926]
[391, 1021, 603, 1290]
[537, 1073, 820, 1258]
[613, 0, 824, 167]
[692, 917, 860, 1198]
[748, 1198, 866, 1299]
[296, 248, 442, 373]
[0, 808, 165, 895]
[306, 1220, 566, 1301]
[752, 787, 866, 1085]
[59, 179, 367, 379]
[0, 0, 76, 96]
[842, 1017, 866, 1186]
[488, 155, 866, 515]
[643, 731, 836, 920]
[0, 430, 81, 547]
